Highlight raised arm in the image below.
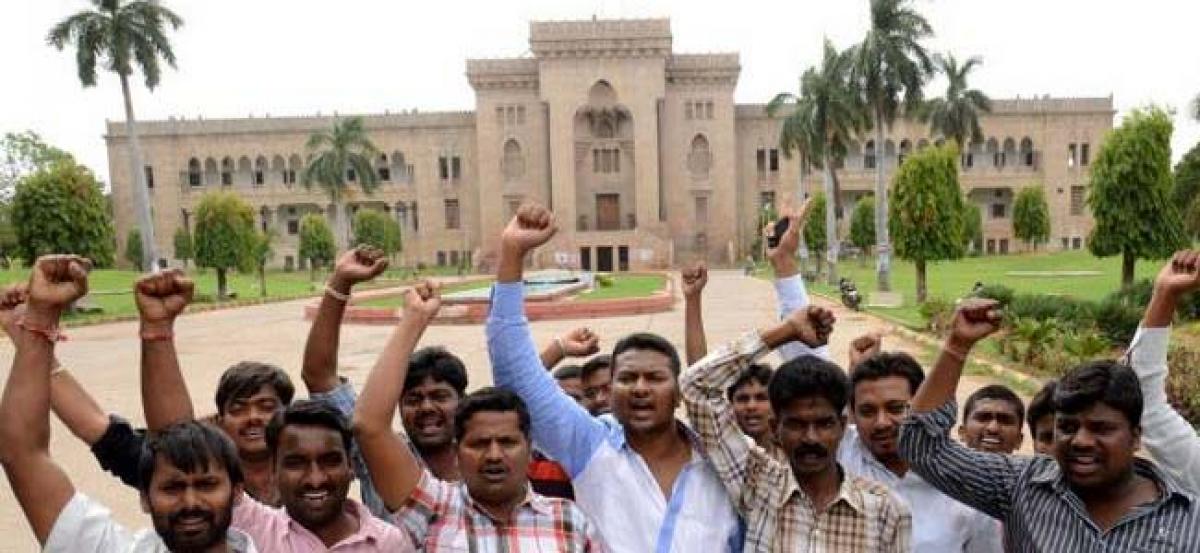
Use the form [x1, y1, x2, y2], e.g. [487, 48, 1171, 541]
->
[135, 270, 196, 432]
[1130, 250, 1200, 493]
[352, 280, 440, 511]
[539, 326, 601, 370]
[0, 255, 90, 545]
[682, 262, 709, 366]
[302, 245, 388, 393]
[488, 203, 606, 476]
[901, 299, 1026, 520]
[682, 305, 833, 505]
[767, 200, 831, 362]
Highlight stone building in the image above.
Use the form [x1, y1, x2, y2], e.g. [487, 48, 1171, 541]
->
[105, 18, 1113, 270]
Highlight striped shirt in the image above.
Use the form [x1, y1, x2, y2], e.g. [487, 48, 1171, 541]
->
[683, 331, 911, 553]
[393, 471, 604, 552]
[901, 401, 1200, 552]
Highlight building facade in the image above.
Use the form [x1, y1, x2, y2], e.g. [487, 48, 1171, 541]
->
[105, 18, 1113, 271]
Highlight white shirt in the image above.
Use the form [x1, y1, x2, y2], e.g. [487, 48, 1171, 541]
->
[1129, 326, 1200, 495]
[45, 493, 257, 552]
[839, 427, 1003, 553]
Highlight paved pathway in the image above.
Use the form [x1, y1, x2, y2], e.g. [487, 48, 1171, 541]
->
[0, 270, 1020, 550]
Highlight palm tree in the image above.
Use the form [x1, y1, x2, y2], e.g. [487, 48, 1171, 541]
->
[1192, 93, 1200, 122]
[302, 117, 381, 250]
[852, 0, 935, 292]
[920, 54, 992, 148]
[768, 39, 865, 285]
[48, 0, 183, 271]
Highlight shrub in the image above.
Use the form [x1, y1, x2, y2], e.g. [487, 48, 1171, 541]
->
[1008, 293, 1095, 330]
[1093, 295, 1143, 346]
[973, 283, 1014, 307]
[1167, 345, 1200, 426]
[918, 296, 955, 336]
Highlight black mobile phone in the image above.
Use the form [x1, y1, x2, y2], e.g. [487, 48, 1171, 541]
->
[767, 217, 790, 248]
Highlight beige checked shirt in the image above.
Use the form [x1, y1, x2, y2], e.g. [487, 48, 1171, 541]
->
[682, 331, 911, 553]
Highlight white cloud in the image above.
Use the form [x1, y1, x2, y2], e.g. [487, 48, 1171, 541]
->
[3, 0, 1198, 181]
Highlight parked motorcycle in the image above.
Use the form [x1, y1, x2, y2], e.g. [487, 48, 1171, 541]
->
[839, 278, 862, 311]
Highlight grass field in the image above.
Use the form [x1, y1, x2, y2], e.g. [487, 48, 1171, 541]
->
[0, 266, 400, 323]
[788, 250, 1160, 327]
[576, 274, 667, 301]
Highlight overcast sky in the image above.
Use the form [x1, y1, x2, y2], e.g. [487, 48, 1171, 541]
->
[4, 0, 1199, 180]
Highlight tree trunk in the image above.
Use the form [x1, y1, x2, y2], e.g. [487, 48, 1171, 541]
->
[1122, 250, 1136, 289]
[873, 105, 891, 292]
[258, 264, 267, 297]
[309, 261, 317, 283]
[916, 259, 927, 303]
[859, 250, 867, 268]
[823, 158, 839, 286]
[333, 201, 349, 251]
[217, 268, 228, 300]
[119, 73, 159, 271]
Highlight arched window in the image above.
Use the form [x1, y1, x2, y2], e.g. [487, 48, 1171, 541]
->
[502, 139, 524, 181]
[204, 158, 219, 185]
[391, 151, 410, 183]
[687, 134, 712, 179]
[376, 154, 391, 182]
[285, 154, 302, 186]
[220, 157, 234, 186]
[187, 158, 201, 187]
[237, 156, 252, 186]
[253, 156, 267, 186]
[917, 139, 930, 151]
[864, 140, 877, 169]
[899, 139, 912, 165]
[271, 155, 285, 184]
[1020, 137, 1035, 167]
[986, 138, 999, 167]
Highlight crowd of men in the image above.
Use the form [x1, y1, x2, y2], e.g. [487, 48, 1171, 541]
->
[3, 200, 1200, 552]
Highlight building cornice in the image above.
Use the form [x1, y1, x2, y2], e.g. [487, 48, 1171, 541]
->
[530, 18, 672, 59]
[105, 111, 476, 140]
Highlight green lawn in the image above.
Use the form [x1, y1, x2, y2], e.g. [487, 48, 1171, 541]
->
[788, 250, 1160, 327]
[577, 274, 667, 301]
[0, 267, 401, 323]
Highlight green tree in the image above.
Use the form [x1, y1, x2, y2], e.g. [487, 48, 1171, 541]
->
[299, 213, 336, 281]
[889, 145, 966, 303]
[962, 202, 983, 252]
[124, 228, 144, 270]
[803, 193, 829, 275]
[1013, 185, 1051, 250]
[48, 0, 184, 270]
[1087, 106, 1186, 288]
[193, 191, 255, 300]
[1192, 93, 1200, 122]
[352, 209, 390, 250]
[11, 160, 115, 267]
[173, 226, 193, 268]
[919, 54, 992, 148]
[302, 117, 381, 250]
[852, 0, 935, 293]
[768, 39, 865, 285]
[850, 196, 876, 266]
[251, 230, 275, 297]
[1174, 142, 1200, 238]
[383, 216, 403, 263]
[1, 131, 75, 195]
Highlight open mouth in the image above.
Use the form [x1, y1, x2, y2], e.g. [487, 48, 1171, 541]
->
[240, 427, 264, 442]
[1066, 454, 1100, 475]
[173, 514, 211, 534]
[979, 436, 1003, 449]
[481, 465, 508, 483]
[415, 415, 446, 436]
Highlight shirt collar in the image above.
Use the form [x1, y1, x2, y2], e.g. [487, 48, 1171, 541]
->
[787, 464, 868, 514]
[284, 499, 381, 546]
[459, 482, 551, 519]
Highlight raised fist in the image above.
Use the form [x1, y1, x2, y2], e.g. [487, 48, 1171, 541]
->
[559, 327, 600, 357]
[501, 203, 557, 255]
[681, 262, 708, 299]
[134, 269, 194, 326]
[0, 284, 28, 338]
[27, 255, 91, 313]
[949, 298, 1003, 346]
[332, 245, 389, 289]
[766, 199, 812, 267]
[1154, 250, 1200, 297]
[403, 280, 442, 322]
[849, 331, 883, 368]
[785, 305, 835, 348]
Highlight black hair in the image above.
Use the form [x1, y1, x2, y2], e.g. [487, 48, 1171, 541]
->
[453, 387, 531, 442]
[265, 399, 353, 456]
[580, 354, 613, 382]
[214, 361, 295, 415]
[769, 356, 850, 415]
[405, 346, 468, 397]
[553, 364, 582, 380]
[849, 352, 925, 406]
[1055, 360, 1143, 427]
[963, 384, 1026, 422]
[727, 363, 774, 401]
[1027, 380, 1058, 434]
[610, 333, 682, 376]
[138, 420, 244, 494]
